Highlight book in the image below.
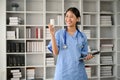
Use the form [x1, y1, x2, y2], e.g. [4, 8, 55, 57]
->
[16, 28, 19, 39]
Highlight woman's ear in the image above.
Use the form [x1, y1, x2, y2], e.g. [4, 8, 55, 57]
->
[77, 17, 80, 22]
[77, 17, 81, 25]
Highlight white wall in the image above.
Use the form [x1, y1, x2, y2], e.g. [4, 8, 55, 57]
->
[0, 0, 6, 80]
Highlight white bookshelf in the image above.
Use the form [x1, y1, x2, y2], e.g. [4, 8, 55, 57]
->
[0, 0, 119, 80]
[117, 0, 120, 80]
[82, 0, 100, 80]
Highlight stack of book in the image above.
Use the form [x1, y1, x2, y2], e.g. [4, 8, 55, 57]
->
[7, 28, 19, 39]
[15, 28, 19, 39]
[83, 30, 91, 39]
[26, 41, 43, 52]
[100, 15, 112, 26]
[83, 15, 91, 25]
[9, 17, 22, 25]
[10, 69, 22, 80]
[57, 14, 62, 25]
[46, 28, 51, 39]
[27, 68, 35, 80]
[7, 42, 25, 52]
[100, 66, 112, 76]
[85, 66, 91, 78]
[7, 31, 15, 39]
[7, 55, 25, 66]
[26, 27, 43, 39]
[46, 57, 55, 66]
[100, 56, 113, 64]
[101, 44, 113, 51]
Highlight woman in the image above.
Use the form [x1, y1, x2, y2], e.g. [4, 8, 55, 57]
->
[47, 7, 93, 80]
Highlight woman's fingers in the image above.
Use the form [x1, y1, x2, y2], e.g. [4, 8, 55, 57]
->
[48, 24, 55, 36]
[84, 54, 94, 60]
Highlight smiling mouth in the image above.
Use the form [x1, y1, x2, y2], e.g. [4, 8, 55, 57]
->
[67, 22, 71, 24]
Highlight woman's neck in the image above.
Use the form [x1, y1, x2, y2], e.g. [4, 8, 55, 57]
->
[67, 26, 76, 32]
[67, 26, 76, 35]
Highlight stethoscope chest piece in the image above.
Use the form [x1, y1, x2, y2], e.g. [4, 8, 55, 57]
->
[63, 45, 67, 49]
[77, 44, 84, 48]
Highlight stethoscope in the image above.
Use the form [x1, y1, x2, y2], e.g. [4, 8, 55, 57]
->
[63, 28, 85, 49]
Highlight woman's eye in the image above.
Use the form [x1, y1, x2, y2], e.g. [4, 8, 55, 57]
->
[65, 16, 73, 18]
[65, 16, 68, 18]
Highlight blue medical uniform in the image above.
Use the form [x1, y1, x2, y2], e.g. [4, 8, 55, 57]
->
[47, 29, 88, 80]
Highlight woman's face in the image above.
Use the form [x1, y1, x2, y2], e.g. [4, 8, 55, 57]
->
[65, 11, 79, 28]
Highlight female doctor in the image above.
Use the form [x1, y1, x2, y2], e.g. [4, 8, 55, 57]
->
[47, 7, 93, 80]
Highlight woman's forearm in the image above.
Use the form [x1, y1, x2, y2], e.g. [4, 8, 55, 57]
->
[51, 35, 58, 55]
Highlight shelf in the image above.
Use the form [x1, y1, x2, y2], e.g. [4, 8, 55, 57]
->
[100, 25, 114, 27]
[100, 38, 115, 40]
[83, 25, 98, 27]
[2, 0, 118, 80]
[6, 25, 25, 27]
[26, 65, 44, 67]
[100, 12, 114, 14]
[100, 0, 114, 1]
[85, 64, 99, 66]
[46, 11, 62, 14]
[26, 52, 44, 54]
[100, 76, 115, 78]
[88, 76, 98, 79]
[6, 52, 25, 54]
[83, 12, 98, 14]
[26, 38, 44, 41]
[6, 39, 25, 40]
[25, 11, 43, 14]
[100, 64, 115, 66]
[6, 11, 24, 13]
[87, 38, 98, 40]
[100, 51, 115, 53]
[7, 66, 25, 68]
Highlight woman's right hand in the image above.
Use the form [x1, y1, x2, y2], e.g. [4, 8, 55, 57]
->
[48, 24, 55, 36]
[48, 24, 58, 55]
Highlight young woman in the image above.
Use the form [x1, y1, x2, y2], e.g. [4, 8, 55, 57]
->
[47, 7, 93, 80]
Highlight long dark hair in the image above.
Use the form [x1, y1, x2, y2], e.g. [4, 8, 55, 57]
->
[65, 7, 81, 30]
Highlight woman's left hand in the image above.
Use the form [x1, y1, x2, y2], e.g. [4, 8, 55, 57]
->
[84, 54, 94, 60]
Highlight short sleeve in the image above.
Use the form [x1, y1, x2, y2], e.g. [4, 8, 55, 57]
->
[81, 32, 88, 57]
[47, 30, 60, 53]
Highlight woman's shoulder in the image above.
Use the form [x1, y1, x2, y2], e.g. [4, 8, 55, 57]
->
[79, 30, 87, 39]
[55, 29, 65, 35]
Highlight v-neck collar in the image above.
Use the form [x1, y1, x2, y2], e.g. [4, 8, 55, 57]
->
[66, 30, 78, 38]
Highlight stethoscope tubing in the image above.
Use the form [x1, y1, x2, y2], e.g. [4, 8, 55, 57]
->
[63, 29, 85, 49]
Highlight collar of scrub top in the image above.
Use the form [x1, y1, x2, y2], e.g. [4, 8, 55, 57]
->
[63, 28, 84, 49]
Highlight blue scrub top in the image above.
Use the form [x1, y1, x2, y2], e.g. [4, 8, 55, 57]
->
[47, 29, 88, 80]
